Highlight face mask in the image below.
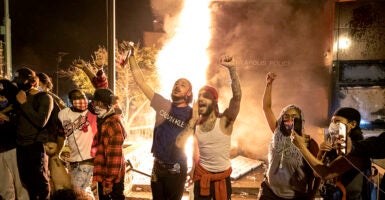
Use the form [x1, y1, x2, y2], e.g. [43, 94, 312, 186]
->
[328, 122, 340, 135]
[18, 82, 32, 91]
[72, 99, 88, 111]
[283, 119, 294, 131]
[0, 100, 9, 109]
[94, 106, 107, 117]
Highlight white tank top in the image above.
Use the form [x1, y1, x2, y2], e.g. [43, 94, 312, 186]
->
[195, 119, 231, 172]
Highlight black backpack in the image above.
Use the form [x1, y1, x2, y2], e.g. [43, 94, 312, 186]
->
[32, 91, 64, 143]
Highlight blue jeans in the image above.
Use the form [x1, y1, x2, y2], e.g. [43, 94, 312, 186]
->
[70, 163, 94, 198]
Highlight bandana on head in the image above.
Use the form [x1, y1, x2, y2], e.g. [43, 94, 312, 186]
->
[72, 99, 88, 111]
[201, 85, 218, 102]
[197, 85, 220, 124]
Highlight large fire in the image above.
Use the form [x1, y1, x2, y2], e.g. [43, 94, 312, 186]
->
[155, 0, 212, 96]
[156, 0, 213, 175]
[125, 0, 213, 198]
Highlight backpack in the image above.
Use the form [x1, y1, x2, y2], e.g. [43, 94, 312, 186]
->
[32, 91, 64, 143]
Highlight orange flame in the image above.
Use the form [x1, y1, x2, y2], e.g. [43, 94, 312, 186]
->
[156, 0, 212, 97]
[155, 0, 213, 172]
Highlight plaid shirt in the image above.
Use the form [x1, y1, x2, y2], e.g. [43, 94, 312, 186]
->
[93, 114, 126, 189]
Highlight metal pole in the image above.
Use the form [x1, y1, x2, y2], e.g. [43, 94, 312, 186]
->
[107, 0, 116, 93]
[4, 0, 12, 78]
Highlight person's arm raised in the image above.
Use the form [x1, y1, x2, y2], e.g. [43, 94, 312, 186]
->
[220, 56, 241, 124]
[127, 44, 155, 101]
[263, 72, 277, 133]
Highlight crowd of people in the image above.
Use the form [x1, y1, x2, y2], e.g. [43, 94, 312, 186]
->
[0, 44, 384, 200]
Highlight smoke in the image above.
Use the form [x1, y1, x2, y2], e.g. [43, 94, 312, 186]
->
[151, 0, 333, 160]
[150, 0, 184, 38]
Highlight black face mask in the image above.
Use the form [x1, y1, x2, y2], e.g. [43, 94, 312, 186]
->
[17, 82, 32, 92]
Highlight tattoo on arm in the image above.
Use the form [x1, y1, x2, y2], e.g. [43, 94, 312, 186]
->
[224, 67, 241, 121]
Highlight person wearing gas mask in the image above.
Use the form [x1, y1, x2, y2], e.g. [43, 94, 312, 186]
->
[291, 107, 372, 200]
[258, 72, 320, 200]
[57, 89, 97, 198]
[0, 79, 30, 200]
[12, 67, 53, 200]
[91, 88, 126, 200]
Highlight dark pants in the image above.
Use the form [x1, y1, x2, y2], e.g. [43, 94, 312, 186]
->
[17, 142, 50, 200]
[259, 181, 308, 200]
[97, 178, 125, 200]
[151, 160, 187, 200]
[380, 177, 385, 200]
[193, 176, 232, 200]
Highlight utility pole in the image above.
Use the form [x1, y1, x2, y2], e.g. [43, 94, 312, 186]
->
[107, 0, 116, 92]
[1, 0, 12, 78]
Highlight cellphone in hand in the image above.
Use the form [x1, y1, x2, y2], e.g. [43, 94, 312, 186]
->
[339, 123, 347, 154]
[294, 118, 302, 136]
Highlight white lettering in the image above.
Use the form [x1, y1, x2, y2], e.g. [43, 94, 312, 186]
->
[159, 109, 186, 128]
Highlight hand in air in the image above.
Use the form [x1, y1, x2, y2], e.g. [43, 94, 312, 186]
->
[119, 42, 135, 67]
[266, 72, 276, 85]
[219, 55, 235, 69]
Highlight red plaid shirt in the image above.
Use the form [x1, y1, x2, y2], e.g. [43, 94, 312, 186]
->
[93, 114, 126, 189]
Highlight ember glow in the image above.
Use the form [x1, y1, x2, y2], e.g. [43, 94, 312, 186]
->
[155, 0, 212, 96]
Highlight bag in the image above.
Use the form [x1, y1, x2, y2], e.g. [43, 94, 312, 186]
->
[32, 92, 64, 142]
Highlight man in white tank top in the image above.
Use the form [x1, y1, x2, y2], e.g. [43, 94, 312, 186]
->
[177, 55, 241, 200]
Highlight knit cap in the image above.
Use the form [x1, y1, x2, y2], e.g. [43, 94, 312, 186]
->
[13, 67, 36, 86]
[92, 88, 115, 106]
[333, 107, 361, 125]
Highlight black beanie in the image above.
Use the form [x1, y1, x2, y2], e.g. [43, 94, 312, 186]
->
[13, 67, 36, 85]
[92, 88, 115, 106]
[333, 107, 361, 126]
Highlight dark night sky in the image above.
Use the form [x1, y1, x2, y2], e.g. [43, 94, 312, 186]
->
[2, 0, 154, 74]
